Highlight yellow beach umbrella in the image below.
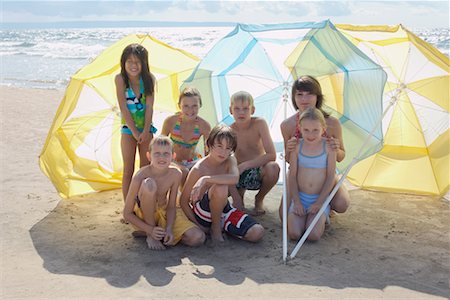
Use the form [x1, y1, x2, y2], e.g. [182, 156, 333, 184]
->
[337, 24, 449, 196]
[39, 34, 199, 198]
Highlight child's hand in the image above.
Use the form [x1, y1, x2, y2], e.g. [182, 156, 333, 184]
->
[190, 178, 205, 204]
[292, 200, 305, 216]
[132, 130, 140, 142]
[163, 229, 174, 246]
[150, 226, 166, 240]
[308, 202, 322, 214]
[286, 137, 298, 153]
[238, 162, 248, 175]
[140, 131, 151, 144]
[326, 136, 339, 152]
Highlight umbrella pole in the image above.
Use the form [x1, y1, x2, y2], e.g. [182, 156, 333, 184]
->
[289, 91, 401, 259]
[282, 82, 289, 264]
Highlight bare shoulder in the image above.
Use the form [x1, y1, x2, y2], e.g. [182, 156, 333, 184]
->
[325, 116, 342, 135]
[326, 115, 340, 127]
[132, 165, 150, 183]
[280, 113, 296, 134]
[252, 116, 269, 128]
[115, 74, 124, 85]
[197, 117, 211, 131]
[168, 165, 182, 180]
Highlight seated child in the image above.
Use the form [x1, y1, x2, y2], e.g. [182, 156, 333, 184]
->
[161, 86, 211, 186]
[228, 91, 280, 215]
[123, 136, 205, 250]
[179, 124, 265, 244]
[287, 108, 337, 242]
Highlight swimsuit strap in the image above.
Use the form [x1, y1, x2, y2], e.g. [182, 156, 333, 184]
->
[170, 114, 201, 149]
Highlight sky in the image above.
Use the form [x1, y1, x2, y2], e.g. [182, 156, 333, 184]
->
[1, 0, 449, 28]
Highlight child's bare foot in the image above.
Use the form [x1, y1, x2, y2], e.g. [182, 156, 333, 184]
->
[251, 199, 266, 216]
[210, 227, 225, 243]
[146, 236, 166, 250]
[120, 217, 129, 224]
[250, 207, 266, 216]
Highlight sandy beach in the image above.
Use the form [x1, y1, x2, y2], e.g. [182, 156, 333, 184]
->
[1, 85, 449, 299]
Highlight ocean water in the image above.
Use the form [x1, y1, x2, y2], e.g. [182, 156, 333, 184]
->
[0, 26, 448, 90]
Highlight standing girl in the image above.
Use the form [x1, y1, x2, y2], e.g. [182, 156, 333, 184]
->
[161, 87, 211, 185]
[287, 107, 336, 241]
[115, 43, 157, 201]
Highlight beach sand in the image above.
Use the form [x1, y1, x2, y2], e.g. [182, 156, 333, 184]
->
[1, 85, 449, 299]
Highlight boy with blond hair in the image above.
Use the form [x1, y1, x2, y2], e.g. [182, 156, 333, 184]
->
[123, 135, 205, 250]
[229, 91, 280, 215]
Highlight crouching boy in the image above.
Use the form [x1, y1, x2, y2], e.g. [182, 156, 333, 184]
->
[123, 136, 205, 250]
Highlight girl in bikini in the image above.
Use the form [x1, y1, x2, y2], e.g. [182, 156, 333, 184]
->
[287, 107, 336, 241]
[161, 87, 211, 186]
[115, 43, 157, 202]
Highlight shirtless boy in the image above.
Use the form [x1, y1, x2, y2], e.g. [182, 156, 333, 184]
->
[229, 91, 280, 215]
[123, 136, 205, 250]
[180, 124, 264, 243]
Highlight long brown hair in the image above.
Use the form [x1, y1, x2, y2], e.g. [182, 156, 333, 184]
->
[120, 43, 155, 96]
[291, 75, 329, 118]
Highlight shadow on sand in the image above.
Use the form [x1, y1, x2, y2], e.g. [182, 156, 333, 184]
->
[30, 187, 449, 296]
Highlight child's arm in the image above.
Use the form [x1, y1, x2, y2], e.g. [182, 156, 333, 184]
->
[163, 168, 182, 245]
[327, 117, 345, 162]
[309, 145, 337, 214]
[191, 156, 239, 200]
[115, 75, 139, 140]
[160, 115, 174, 136]
[239, 119, 276, 171]
[280, 118, 297, 165]
[200, 119, 211, 155]
[123, 172, 156, 236]
[140, 94, 155, 143]
[180, 167, 202, 224]
[288, 144, 304, 216]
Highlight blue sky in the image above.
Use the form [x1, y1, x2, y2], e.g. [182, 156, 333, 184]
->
[2, 0, 449, 28]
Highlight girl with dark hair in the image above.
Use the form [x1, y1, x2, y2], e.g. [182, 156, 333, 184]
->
[115, 43, 157, 201]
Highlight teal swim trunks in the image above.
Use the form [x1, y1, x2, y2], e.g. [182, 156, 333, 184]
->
[236, 167, 262, 190]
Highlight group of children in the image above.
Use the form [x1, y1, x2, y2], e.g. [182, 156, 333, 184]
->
[117, 43, 350, 250]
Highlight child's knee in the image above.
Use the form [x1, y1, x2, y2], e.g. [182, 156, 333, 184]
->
[140, 178, 157, 194]
[288, 230, 301, 241]
[210, 184, 228, 200]
[244, 224, 264, 242]
[183, 227, 206, 247]
[263, 162, 280, 180]
[307, 231, 323, 241]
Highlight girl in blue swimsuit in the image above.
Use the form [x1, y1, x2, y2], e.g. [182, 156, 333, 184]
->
[287, 107, 337, 242]
[115, 43, 156, 201]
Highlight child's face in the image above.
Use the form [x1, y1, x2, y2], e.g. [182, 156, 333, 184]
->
[230, 100, 254, 122]
[180, 96, 200, 119]
[300, 119, 324, 144]
[294, 90, 317, 112]
[149, 144, 172, 169]
[124, 54, 142, 78]
[209, 138, 233, 162]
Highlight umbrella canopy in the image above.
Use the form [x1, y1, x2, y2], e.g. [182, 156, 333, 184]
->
[39, 34, 200, 198]
[183, 20, 387, 173]
[337, 24, 449, 196]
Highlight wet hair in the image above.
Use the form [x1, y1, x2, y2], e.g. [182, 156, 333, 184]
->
[148, 135, 173, 152]
[291, 75, 329, 118]
[230, 91, 254, 107]
[206, 124, 237, 152]
[179, 86, 202, 107]
[120, 43, 155, 96]
[299, 107, 327, 129]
